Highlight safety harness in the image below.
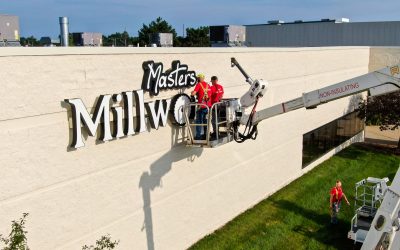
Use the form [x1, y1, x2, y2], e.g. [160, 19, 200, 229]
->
[198, 82, 209, 102]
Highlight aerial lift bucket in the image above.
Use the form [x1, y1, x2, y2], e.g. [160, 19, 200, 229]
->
[183, 102, 233, 148]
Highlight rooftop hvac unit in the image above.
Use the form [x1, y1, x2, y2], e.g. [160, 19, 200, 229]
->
[335, 18, 350, 23]
[268, 20, 285, 25]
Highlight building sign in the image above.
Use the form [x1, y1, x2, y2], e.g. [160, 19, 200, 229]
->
[142, 60, 197, 96]
[64, 61, 195, 149]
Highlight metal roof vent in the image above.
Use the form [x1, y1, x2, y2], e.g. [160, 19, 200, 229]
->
[59, 17, 69, 47]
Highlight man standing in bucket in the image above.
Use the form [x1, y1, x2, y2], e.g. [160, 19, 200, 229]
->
[191, 74, 212, 140]
[210, 76, 224, 138]
[330, 180, 350, 224]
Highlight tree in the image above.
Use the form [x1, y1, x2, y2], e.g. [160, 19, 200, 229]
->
[103, 31, 138, 47]
[138, 17, 177, 46]
[20, 36, 40, 47]
[183, 26, 210, 47]
[68, 33, 74, 47]
[359, 91, 400, 150]
[174, 36, 185, 47]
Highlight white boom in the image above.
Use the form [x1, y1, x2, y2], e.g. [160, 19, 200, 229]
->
[245, 65, 400, 125]
[225, 59, 400, 144]
[361, 167, 400, 250]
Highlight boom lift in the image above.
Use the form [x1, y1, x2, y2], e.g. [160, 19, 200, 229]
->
[348, 177, 389, 244]
[360, 167, 400, 250]
[183, 58, 400, 248]
[182, 58, 400, 248]
[184, 58, 400, 147]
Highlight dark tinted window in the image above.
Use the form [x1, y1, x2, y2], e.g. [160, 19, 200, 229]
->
[302, 111, 364, 168]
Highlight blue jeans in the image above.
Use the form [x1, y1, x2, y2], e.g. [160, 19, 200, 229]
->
[331, 201, 341, 224]
[195, 108, 208, 138]
[212, 110, 219, 135]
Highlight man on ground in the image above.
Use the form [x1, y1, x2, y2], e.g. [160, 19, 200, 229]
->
[329, 180, 350, 224]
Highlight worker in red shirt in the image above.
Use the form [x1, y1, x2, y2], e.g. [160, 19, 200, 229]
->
[329, 180, 350, 224]
[210, 76, 224, 137]
[210, 76, 224, 104]
[191, 73, 212, 140]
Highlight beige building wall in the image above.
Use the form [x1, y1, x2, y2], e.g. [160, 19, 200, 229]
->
[369, 47, 400, 71]
[0, 47, 370, 249]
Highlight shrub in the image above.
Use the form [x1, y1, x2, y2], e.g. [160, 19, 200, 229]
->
[82, 234, 119, 250]
[0, 213, 30, 250]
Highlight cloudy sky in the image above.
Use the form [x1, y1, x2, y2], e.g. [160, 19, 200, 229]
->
[1, 0, 400, 38]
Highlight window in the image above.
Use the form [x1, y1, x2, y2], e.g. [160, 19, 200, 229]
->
[302, 111, 364, 168]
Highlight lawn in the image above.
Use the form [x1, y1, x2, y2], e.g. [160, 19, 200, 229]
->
[189, 144, 400, 250]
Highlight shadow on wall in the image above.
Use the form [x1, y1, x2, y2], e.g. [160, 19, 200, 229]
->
[139, 125, 203, 250]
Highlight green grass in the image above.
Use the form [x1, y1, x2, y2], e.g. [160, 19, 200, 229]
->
[189, 144, 400, 250]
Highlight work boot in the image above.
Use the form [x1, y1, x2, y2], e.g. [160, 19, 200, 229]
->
[210, 132, 216, 140]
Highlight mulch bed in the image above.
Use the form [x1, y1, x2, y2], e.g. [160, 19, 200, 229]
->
[356, 142, 400, 155]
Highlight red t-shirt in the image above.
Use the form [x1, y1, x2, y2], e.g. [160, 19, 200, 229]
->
[210, 83, 224, 104]
[330, 187, 343, 203]
[194, 81, 212, 108]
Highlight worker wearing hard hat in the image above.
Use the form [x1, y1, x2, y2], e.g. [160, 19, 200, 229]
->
[191, 73, 212, 140]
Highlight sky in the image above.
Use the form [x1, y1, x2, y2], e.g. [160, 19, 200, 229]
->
[1, 0, 400, 38]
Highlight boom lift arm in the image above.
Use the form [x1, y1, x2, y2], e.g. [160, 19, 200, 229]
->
[229, 58, 400, 144]
[247, 65, 400, 125]
[361, 167, 400, 250]
[230, 58, 400, 127]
